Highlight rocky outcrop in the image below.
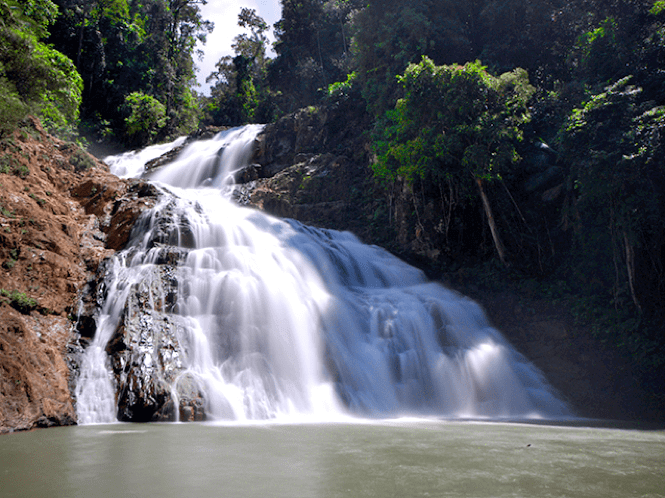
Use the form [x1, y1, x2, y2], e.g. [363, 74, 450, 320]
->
[0, 118, 152, 433]
[245, 98, 383, 244]
[104, 262, 205, 422]
[75, 188, 209, 422]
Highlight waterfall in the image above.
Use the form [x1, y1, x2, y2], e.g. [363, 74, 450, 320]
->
[75, 125, 570, 424]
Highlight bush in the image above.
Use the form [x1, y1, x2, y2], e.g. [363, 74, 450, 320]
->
[371, 57, 535, 265]
[372, 57, 534, 187]
[123, 91, 167, 145]
[0, 289, 38, 314]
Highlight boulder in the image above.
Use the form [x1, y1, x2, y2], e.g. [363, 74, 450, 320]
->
[104, 264, 204, 422]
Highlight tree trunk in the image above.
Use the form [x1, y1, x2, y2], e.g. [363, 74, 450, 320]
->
[623, 229, 641, 312]
[476, 177, 508, 266]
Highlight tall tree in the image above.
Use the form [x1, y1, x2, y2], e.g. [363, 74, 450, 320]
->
[205, 8, 273, 125]
[372, 57, 535, 264]
[269, 0, 363, 112]
[48, 0, 211, 144]
[0, 0, 82, 133]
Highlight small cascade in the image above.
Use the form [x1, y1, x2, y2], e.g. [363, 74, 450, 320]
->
[75, 125, 571, 424]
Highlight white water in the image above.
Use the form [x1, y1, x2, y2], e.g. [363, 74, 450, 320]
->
[75, 125, 571, 424]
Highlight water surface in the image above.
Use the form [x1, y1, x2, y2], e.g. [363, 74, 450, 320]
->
[1, 420, 663, 498]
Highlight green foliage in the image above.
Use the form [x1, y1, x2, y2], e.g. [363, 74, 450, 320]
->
[353, 0, 557, 116]
[0, 289, 38, 314]
[123, 91, 167, 144]
[269, 0, 363, 112]
[372, 57, 534, 187]
[327, 71, 357, 99]
[9, 0, 59, 38]
[651, 1, 665, 15]
[31, 42, 83, 128]
[0, 77, 30, 135]
[44, 0, 211, 144]
[204, 8, 277, 126]
[574, 17, 625, 84]
[557, 76, 665, 310]
[0, 0, 82, 133]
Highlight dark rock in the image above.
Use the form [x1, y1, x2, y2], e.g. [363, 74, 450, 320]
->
[106, 265, 190, 422]
[232, 163, 261, 184]
[136, 197, 201, 250]
[145, 144, 187, 173]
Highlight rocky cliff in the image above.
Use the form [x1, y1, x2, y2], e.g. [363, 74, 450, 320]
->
[0, 118, 154, 433]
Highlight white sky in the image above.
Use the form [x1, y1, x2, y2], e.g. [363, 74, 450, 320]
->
[195, 0, 282, 94]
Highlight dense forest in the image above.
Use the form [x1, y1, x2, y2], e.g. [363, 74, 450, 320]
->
[1, 0, 664, 404]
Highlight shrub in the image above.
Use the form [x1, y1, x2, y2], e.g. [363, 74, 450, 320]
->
[0, 289, 38, 314]
[0, 0, 82, 132]
[372, 57, 534, 187]
[123, 91, 167, 145]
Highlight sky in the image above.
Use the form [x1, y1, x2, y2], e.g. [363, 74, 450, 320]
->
[195, 0, 282, 94]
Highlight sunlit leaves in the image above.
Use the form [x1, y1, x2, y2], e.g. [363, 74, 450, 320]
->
[124, 91, 167, 143]
[0, 0, 82, 131]
[372, 57, 534, 189]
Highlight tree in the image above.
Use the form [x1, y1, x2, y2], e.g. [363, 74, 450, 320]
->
[205, 8, 274, 125]
[372, 57, 535, 264]
[47, 0, 211, 144]
[0, 0, 83, 133]
[557, 77, 665, 311]
[123, 91, 167, 145]
[269, 0, 363, 112]
[353, 0, 556, 115]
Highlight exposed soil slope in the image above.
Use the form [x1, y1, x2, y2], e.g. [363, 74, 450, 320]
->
[0, 118, 148, 433]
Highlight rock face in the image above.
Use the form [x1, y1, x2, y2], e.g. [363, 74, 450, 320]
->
[0, 119, 160, 433]
[0, 117, 148, 433]
[71, 180, 209, 422]
[105, 262, 205, 422]
[248, 98, 381, 242]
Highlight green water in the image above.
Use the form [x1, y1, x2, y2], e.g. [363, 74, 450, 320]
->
[1, 420, 663, 498]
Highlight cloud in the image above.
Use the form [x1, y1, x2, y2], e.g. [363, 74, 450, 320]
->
[195, 0, 281, 95]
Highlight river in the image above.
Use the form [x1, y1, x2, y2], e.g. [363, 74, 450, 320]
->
[1, 420, 663, 497]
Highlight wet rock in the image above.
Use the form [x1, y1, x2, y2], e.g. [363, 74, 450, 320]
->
[138, 198, 201, 250]
[105, 181, 161, 250]
[232, 163, 261, 184]
[145, 145, 187, 173]
[101, 253, 208, 422]
[105, 265, 188, 422]
[174, 373, 207, 422]
[254, 107, 331, 177]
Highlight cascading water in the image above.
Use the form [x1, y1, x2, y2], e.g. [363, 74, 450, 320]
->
[75, 125, 571, 424]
